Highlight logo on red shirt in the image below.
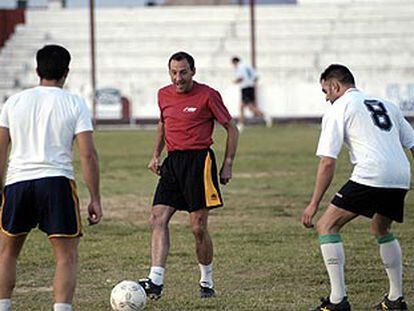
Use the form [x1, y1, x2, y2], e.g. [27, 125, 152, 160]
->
[183, 107, 197, 113]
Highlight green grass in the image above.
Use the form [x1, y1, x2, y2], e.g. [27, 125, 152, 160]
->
[10, 125, 414, 310]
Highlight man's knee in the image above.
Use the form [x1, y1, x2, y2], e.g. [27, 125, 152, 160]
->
[149, 207, 171, 230]
[316, 218, 330, 235]
[191, 216, 208, 241]
[51, 238, 79, 267]
[56, 249, 77, 267]
[149, 214, 164, 230]
[0, 234, 26, 259]
[316, 216, 340, 235]
[316, 205, 356, 235]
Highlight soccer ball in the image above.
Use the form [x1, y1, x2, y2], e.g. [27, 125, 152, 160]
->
[110, 280, 147, 311]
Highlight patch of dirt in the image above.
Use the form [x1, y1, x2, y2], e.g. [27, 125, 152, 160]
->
[233, 171, 298, 178]
[79, 194, 189, 224]
[15, 286, 52, 293]
[79, 194, 150, 222]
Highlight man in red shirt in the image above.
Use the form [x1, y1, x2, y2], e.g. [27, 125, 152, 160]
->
[138, 51, 239, 299]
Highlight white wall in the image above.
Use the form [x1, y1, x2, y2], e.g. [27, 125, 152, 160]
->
[1, 2, 414, 119]
[0, 0, 16, 8]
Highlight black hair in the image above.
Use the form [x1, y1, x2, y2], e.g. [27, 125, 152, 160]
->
[36, 45, 71, 80]
[320, 64, 355, 85]
[231, 56, 240, 63]
[168, 51, 195, 71]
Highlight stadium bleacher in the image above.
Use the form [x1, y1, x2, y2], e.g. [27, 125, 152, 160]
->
[1, 0, 414, 120]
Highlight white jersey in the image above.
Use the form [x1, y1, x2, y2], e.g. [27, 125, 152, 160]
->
[235, 62, 258, 89]
[0, 86, 93, 185]
[317, 88, 414, 189]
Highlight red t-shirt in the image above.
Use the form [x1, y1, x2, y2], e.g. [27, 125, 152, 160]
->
[158, 82, 232, 151]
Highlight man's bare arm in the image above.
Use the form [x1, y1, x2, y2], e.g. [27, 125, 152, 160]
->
[301, 156, 336, 228]
[148, 121, 165, 175]
[234, 77, 243, 84]
[76, 131, 102, 225]
[219, 120, 239, 185]
[0, 127, 10, 191]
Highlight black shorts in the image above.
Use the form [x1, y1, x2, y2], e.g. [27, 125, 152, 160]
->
[331, 180, 407, 223]
[1, 176, 82, 237]
[241, 87, 255, 104]
[153, 149, 223, 212]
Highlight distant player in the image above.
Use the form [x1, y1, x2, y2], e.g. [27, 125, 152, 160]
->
[231, 56, 268, 131]
[301, 64, 414, 311]
[138, 51, 239, 299]
[0, 45, 102, 311]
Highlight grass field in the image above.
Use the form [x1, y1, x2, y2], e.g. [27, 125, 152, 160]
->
[10, 125, 414, 310]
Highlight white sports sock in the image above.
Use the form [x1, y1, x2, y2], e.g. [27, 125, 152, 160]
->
[0, 299, 11, 311]
[149, 266, 165, 286]
[379, 235, 403, 301]
[199, 263, 213, 289]
[237, 123, 244, 133]
[320, 235, 346, 304]
[53, 303, 72, 311]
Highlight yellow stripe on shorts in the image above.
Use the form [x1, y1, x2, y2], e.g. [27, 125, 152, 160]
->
[0, 192, 28, 237]
[203, 152, 222, 207]
[48, 180, 82, 238]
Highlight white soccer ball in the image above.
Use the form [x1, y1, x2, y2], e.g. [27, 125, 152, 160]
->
[110, 280, 147, 311]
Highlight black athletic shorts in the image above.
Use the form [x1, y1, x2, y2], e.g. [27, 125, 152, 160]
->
[241, 87, 256, 104]
[1, 176, 82, 237]
[153, 148, 223, 212]
[331, 180, 407, 223]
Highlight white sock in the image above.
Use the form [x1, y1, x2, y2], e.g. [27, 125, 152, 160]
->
[378, 235, 403, 301]
[199, 263, 213, 289]
[149, 266, 165, 286]
[53, 303, 72, 311]
[319, 235, 346, 304]
[0, 299, 11, 311]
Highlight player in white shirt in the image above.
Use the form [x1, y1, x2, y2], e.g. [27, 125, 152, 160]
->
[231, 56, 267, 131]
[0, 45, 102, 311]
[301, 64, 414, 311]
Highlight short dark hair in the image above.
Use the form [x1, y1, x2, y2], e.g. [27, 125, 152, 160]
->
[36, 45, 71, 80]
[168, 51, 195, 71]
[320, 64, 355, 86]
[231, 56, 240, 63]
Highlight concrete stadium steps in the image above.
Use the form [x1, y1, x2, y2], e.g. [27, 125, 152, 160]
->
[5, 37, 414, 65]
[1, 1, 414, 118]
[20, 2, 414, 20]
[3, 65, 413, 92]
[18, 9, 414, 29]
[3, 50, 414, 71]
[11, 23, 414, 41]
[12, 27, 230, 40]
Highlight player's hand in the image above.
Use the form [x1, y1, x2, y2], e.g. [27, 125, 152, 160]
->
[148, 156, 161, 175]
[301, 203, 318, 229]
[88, 200, 102, 225]
[219, 162, 232, 185]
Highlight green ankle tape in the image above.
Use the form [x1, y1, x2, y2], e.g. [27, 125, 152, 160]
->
[377, 233, 395, 244]
[319, 234, 342, 244]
